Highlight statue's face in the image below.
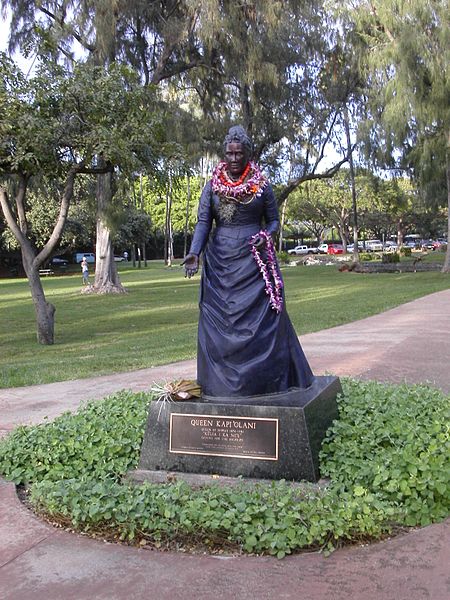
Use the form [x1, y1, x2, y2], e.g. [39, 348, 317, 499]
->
[225, 142, 249, 178]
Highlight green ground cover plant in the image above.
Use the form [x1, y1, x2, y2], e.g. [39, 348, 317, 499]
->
[1, 261, 449, 387]
[0, 380, 448, 557]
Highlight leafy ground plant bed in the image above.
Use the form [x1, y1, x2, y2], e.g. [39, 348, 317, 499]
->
[1, 382, 448, 559]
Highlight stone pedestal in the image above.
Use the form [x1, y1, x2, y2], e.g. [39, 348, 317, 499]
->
[137, 375, 341, 483]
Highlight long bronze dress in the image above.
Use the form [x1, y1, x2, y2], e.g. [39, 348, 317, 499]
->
[189, 180, 314, 398]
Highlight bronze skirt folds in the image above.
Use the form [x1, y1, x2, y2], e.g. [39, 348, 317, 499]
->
[197, 224, 314, 397]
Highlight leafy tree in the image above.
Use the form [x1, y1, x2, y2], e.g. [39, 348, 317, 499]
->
[185, 1, 356, 199]
[140, 172, 201, 263]
[2, 0, 217, 283]
[113, 205, 152, 254]
[361, 177, 414, 245]
[286, 170, 378, 248]
[141, 175, 200, 234]
[1, 178, 96, 256]
[346, 0, 450, 271]
[0, 56, 164, 343]
[3, 0, 360, 232]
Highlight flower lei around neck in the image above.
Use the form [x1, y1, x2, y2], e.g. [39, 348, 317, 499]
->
[249, 230, 283, 314]
[211, 160, 268, 202]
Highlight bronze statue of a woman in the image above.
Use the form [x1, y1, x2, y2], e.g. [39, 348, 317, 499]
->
[183, 125, 314, 398]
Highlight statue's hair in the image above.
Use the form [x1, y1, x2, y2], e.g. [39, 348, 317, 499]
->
[223, 125, 252, 155]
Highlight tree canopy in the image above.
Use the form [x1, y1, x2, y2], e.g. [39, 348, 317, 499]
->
[342, 0, 450, 270]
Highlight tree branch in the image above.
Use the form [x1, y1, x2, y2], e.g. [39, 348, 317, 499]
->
[277, 154, 350, 205]
[0, 183, 33, 254]
[35, 164, 82, 268]
[151, 38, 178, 84]
[151, 57, 211, 84]
[38, 5, 96, 52]
[15, 174, 29, 235]
[369, 1, 396, 43]
[78, 164, 114, 174]
[312, 111, 340, 173]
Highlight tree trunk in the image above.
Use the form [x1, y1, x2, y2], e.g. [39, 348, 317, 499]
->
[240, 83, 253, 135]
[84, 171, 127, 294]
[165, 173, 173, 266]
[183, 175, 191, 258]
[278, 198, 288, 252]
[87, 6, 124, 292]
[337, 208, 350, 251]
[343, 105, 359, 262]
[397, 217, 405, 248]
[22, 251, 56, 344]
[142, 243, 147, 267]
[338, 224, 348, 251]
[442, 151, 450, 273]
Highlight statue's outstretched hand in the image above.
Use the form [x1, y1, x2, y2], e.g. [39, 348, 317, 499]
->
[182, 254, 199, 278]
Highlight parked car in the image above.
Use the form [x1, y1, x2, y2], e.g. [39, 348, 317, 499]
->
[347, 242, 364, 253]
[287, 245, 319, 255]
[364, 239, 383, 252]
[420, 239, 434, 250]
[384, 241, 399, 252]
[327, 244, 344, 255]
[114, 255, 125, 262]
[317, 243, 329, 254]
[51, 256, 69, 265]
[74, 252, 95, 263]
[432, 240, 446, 250]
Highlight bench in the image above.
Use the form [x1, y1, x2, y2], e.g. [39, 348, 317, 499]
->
[39, 269, 54, 276]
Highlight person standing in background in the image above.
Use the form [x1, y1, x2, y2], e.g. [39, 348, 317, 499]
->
[81, 257, 89, 285]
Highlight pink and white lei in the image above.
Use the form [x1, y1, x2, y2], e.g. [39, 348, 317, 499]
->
[249, 230, 284, 314]
[211, 160, 268, 200]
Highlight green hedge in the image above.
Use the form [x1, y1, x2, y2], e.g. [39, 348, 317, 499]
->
[0, 381, 448, 557]
[382, 252, 400, 263]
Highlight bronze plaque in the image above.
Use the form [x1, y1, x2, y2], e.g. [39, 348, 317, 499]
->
[169, 413, 279, 460]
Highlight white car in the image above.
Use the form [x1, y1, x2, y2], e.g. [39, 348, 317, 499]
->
[51, 256, 69, 265]
[287, 245, 319, 255]
[347, 242, 364, 253]
[384, 241, 399, 252]
[364, 240, 383, 252]
[74, 252, 95, 263]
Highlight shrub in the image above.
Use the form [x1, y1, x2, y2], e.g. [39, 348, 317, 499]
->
[321, 380, 450, 526]
[277, 251, 290, 264]
[439, 244, 448, 253]
[0, 390, 151, 484]
[382, 252, 400, 264]
[359, 252, 373, 261]
[1, 381, 448, 556]
[400, 247, 412, 257]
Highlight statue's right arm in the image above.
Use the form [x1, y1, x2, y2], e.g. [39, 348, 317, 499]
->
[188, 181, 213, 256]
[183, 182, 213, 278]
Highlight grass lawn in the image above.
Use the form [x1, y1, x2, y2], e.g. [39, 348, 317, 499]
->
[1, 260, 449, 388]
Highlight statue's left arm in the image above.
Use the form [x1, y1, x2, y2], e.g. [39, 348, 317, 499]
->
[263, 183, 280, 236]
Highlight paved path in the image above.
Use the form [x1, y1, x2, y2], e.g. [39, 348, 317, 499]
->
[0, 289, 449, 599]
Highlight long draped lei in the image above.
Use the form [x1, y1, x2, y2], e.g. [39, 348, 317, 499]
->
[210, 161, 283, 314]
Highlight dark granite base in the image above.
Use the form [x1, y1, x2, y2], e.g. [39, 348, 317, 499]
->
[137, 375, 341, 482]
[127, 469, 328, 492]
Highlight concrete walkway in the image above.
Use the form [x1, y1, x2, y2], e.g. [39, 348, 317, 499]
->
[0, 289, 449, 599]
